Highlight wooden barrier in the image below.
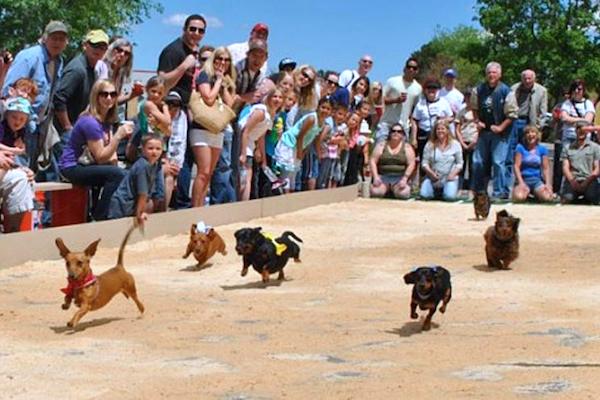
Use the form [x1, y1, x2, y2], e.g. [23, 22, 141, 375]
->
[0, 185, 358, 269]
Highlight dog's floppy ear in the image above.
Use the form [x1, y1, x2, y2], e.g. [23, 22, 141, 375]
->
[55, 238, 70, 258]
[190, 224, 197, 235]
[403, 268, 419, 284]
[496, 209, 509, 219]
[207, 228, 215, 237]
[84, 239, 101, 257]
[512, 217, 520, 231]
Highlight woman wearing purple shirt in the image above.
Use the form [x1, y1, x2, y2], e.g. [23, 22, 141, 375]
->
[59, 79, 133, 220]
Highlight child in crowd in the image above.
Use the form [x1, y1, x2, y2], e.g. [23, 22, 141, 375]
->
[317, 104, 348, 189]
[343, 112, 371, 185]
[164, 91, 186, 209]
[108, 133, 165, 226]
[266, 90, 297, 168]
[274, 97, 332, 192]
[140, 76, 171, 138]
[455, 90, 478, 190]
[238, 88, 284, 201]
[0, 97, 32, 166]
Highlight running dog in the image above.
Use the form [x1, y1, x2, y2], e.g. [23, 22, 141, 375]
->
[234, 227, 302, 283]
[55, 225, 144, 328]
[183, 224, 227, 267]
[403, 266, 452, 331]
[473, 191, 491, 220]
[484, 209, 520, 269]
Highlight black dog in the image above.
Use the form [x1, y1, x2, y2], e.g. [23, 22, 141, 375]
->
[403, 266, 452, 331]
[234, 227, 303, 283]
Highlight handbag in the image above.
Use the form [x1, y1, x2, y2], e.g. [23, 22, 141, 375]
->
[189, 91, 236, 134]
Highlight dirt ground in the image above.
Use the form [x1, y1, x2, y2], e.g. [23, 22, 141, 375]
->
[1, 199, 600, 399]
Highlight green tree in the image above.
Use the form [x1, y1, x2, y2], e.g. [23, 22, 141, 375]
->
[476, 0, 600, 98]
[411, 25, 490, 91]
[0, 0, 162, 58]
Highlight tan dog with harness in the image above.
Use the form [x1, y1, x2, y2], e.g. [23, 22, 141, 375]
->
[55, 224, 144, 328]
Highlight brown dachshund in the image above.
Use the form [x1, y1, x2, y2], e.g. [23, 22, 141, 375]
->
[182, 224, 227, 267]
[484, 209, 520, 269]
[55, 224, 144, 328]
[473, 191, 491, 220]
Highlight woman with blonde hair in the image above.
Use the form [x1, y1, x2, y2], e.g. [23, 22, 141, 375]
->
[59, 79, 133, 220]
[95, 38, 143, 104]
[189, 46, 236, 207]
[419, 120, 463, 200]
[513, 125, 553, 202]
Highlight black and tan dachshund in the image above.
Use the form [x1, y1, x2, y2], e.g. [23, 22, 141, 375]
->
[234, 227, 302, 283]
[403, 266, 452, 331]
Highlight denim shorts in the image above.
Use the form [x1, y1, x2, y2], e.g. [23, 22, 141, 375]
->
[523, 175, 544, 192]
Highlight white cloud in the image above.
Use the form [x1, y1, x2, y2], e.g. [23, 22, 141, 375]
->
[162, 13, 223, 29]
[162, 13, 187, 26]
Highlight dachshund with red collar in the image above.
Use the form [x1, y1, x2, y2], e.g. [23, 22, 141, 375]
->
[403, 266, 452, 331]
[56, 224, 144, 328]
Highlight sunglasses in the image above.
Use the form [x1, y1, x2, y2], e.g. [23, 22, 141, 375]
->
[390, 129, 404, 134]
[327, 79, 338, 86]
[89, 42, 108, 50]
[188, 26, 206, 34]
[99, 90, 118, 98]
[406, 65, 419, 71]
[301, 71, 314, 81]
[199, 56, 209, 62]
[361, 59, 373, 64]
[215, 56, 231, 63]
[115, 47, 131, 56]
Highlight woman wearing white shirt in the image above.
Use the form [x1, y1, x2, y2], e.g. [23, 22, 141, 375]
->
[420, 121, 463, 201]
[238, 88, 283, 201]
[560, 79, 595, 147]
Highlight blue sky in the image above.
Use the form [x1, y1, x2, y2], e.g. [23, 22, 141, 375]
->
[129, 0, 479, 83]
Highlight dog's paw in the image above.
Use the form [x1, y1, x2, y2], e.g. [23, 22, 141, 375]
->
[422, 322, 431, 331]
[61, 303, 70, 310]
[439, 305, 446, 314]
[66, 321, 74, 328]
[410, 312, 418, 319]
[294, 257, 301, 263]
[241, 268, 248, 277]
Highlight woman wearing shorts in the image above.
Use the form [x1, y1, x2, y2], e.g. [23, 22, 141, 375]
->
[189, 47, 236, 207]
[512, 125, 553, 202]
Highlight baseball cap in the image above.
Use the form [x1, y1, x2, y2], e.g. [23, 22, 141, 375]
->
[443, 68, 458, 78]
[252, 23, 269, 35]
[164, 91, 182, 106]
[248, 39, 268, 53]
[85, 29, 109, 45]
[44, 21, 68, 36]
[278, 57, 297, 71]
[5, 97, 32, 115]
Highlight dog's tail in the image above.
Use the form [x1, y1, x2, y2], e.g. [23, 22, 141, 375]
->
[281, 231, 303, 243]
[117, 224, 139, 268]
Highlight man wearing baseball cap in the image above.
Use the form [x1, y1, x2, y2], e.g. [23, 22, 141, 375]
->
[440, 68, 464, 115]
[278, 57, 297, 73]
[53, 29, 109, 135]
[228, 22, 270, 76]
[2, 20, 69, 170]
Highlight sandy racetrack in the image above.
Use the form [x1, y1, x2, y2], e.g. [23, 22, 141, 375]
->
[1, 199, 600, 399]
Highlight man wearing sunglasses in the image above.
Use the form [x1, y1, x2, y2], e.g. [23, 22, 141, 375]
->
[158, 14, 206, 210]
[53, 29, 109, 136]
[375, 58, 422, 145]
[158, 14, 206, 106]
[338, 54, 374, 89]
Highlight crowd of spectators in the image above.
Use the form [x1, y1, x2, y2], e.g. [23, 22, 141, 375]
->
[1, 16, 599, 233]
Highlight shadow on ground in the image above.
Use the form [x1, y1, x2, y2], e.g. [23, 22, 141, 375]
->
[50, 317, 124, 334]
